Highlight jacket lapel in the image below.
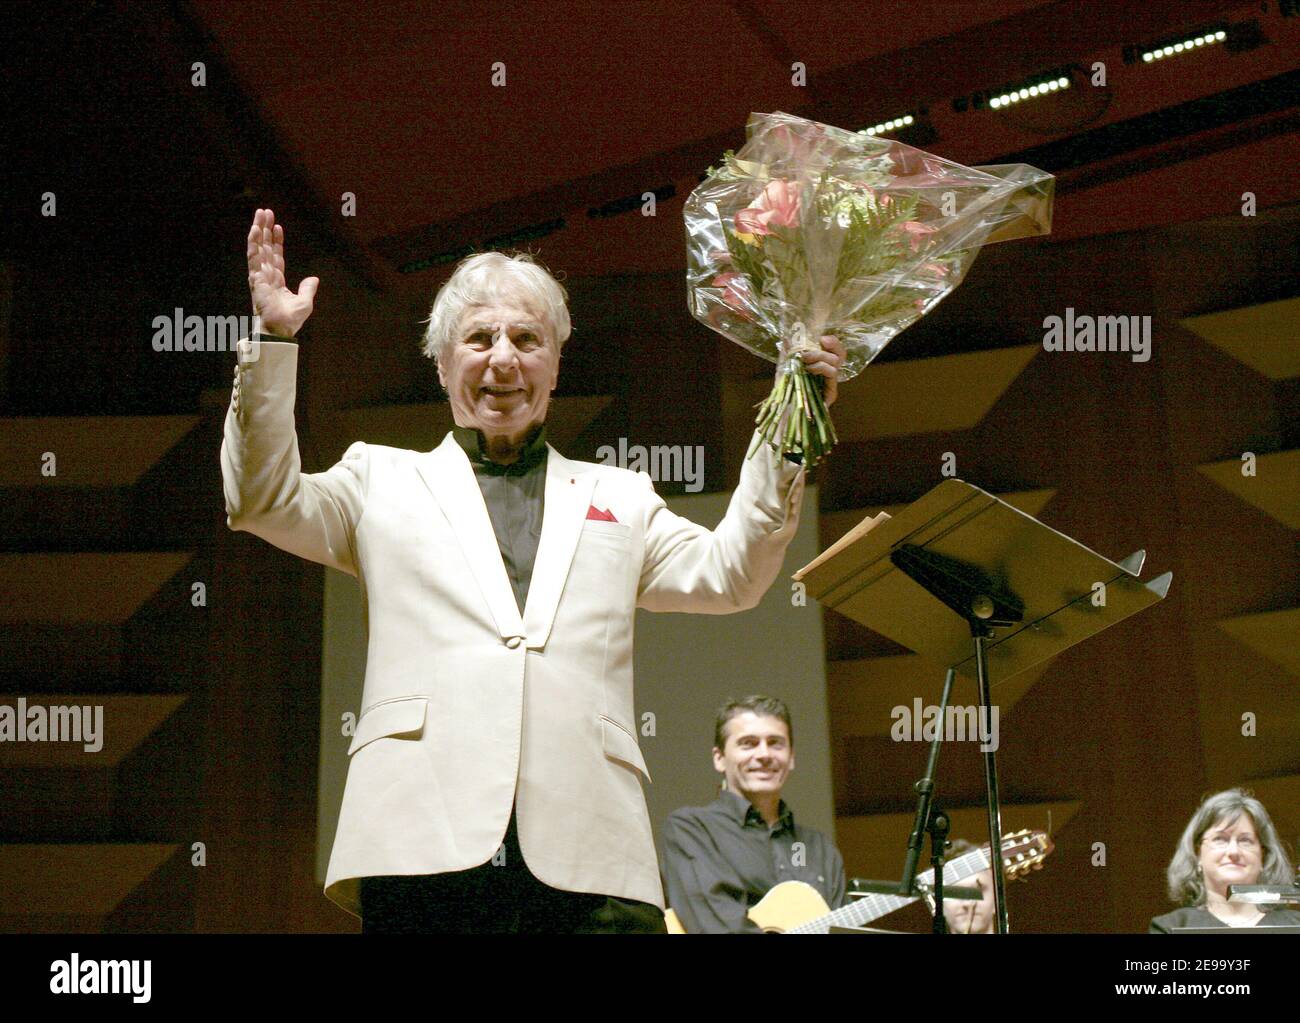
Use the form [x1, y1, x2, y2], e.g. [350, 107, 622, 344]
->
[415, 434, 525, 640]
[524, 447, 596, 650]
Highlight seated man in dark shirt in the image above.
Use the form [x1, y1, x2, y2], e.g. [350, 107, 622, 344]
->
[661, 695, 846, 933]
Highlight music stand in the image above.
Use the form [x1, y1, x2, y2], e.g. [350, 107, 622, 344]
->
[795, 480, 1172, 933]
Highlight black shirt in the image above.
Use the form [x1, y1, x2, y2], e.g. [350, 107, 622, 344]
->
[451, 424, 548, 615]
[662, 789, 846, 934]
[1149, 906, 1300, 933]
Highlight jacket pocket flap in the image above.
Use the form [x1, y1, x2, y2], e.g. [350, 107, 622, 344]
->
[348, 698, 427, 755]
[582, 520, 632, 539]
[600, 715, 651, 782]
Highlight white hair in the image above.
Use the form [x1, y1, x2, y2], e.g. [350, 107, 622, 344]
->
[420, 251, 571, 363]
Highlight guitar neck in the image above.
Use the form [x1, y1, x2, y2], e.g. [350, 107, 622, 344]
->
[790, 847, 990, 934]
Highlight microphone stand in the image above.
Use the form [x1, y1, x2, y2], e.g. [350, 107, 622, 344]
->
[849, 667, 981, 932]
[902, 668, 955, 934]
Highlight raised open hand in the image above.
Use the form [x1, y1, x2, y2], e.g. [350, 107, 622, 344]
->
[246, 208, 319, 338]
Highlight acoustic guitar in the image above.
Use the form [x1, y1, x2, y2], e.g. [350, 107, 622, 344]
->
[664, 828, 1052, 933]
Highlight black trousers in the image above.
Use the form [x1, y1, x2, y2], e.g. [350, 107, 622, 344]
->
[360, 810, 666, 934]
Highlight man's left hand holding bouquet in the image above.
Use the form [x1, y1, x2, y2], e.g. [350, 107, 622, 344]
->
[797, 334, 845, 409]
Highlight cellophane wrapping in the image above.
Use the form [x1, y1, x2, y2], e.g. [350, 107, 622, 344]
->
[686, 110, 1055, 408]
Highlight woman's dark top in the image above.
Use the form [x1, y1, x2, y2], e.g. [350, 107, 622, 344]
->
[1149, 906, 1300, 932]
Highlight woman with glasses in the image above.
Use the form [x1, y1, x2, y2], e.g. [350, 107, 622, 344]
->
[1150, 788, 1299, 932]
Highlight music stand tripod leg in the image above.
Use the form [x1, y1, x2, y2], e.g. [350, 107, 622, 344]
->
[973, 625, 1009, 934]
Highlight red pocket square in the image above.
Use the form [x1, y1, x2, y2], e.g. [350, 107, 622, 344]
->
[586, 505, 618, 523]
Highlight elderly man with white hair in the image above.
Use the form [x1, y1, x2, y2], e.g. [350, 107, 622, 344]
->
[223, 208, 844, 933]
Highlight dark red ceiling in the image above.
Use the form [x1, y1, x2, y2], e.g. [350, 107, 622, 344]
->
[189, 0, 1299, 296]
[193, 1, 1050, 233]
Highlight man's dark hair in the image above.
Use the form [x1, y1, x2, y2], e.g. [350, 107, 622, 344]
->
[713, 695, 793, 751]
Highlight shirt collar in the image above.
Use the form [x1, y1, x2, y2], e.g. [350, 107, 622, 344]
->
[452, 424, 548, 476]
[719, 788, 794, 832]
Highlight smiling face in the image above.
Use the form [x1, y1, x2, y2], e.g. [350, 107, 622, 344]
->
[437, 294, 559, 450]
[1198, 813, 1263, 900]
[712, 712, 794, 803]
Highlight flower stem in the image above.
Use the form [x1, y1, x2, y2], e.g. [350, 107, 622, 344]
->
[750, 357, 837, 466]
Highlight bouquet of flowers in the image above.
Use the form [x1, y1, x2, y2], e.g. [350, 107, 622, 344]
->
[686, 110, 1054, 465]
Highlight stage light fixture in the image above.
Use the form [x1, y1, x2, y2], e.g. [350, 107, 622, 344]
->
[862, 113, 916, 136]
[1140, 29, 1226, 63]
[989, 76, 1069, 110]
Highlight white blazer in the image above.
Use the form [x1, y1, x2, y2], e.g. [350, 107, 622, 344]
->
[221, 338, 806, 917]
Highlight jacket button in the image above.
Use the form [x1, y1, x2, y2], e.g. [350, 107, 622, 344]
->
[505, 636, 522, 649]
